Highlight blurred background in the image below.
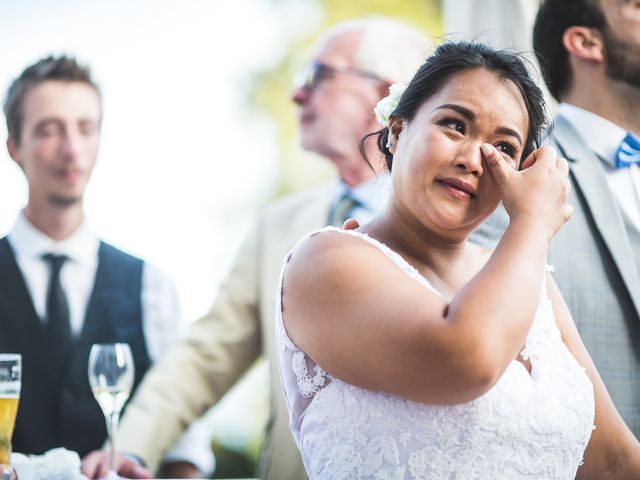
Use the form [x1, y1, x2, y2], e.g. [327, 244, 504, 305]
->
[3, 0, 541, 477]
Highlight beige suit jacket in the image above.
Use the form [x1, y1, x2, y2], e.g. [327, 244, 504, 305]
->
[117, 184, 334, 479]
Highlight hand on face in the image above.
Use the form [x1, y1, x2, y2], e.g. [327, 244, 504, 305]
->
[482, 143, 573, 240]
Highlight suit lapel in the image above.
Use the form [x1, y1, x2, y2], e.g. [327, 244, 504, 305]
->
[0, 238, 47, 338]
[289, 184, 335, 238]
[553, 115, 640, 317]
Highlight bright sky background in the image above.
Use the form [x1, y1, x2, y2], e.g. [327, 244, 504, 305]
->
[0, 0, 322, 324]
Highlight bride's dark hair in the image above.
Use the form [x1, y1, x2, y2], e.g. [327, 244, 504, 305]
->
[362, 41, 549, 171]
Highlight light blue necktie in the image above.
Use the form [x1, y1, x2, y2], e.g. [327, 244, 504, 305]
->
[615, 131, 640, 169]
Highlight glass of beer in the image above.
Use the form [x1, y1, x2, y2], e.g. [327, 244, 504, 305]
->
[0, 354, 21, 479]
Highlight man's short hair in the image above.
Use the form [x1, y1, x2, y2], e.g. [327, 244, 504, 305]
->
[533, 0, 607, 101]
[3, 55, 101, 143]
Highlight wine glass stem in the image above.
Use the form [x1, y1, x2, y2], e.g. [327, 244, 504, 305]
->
[106, 412, 120, 473]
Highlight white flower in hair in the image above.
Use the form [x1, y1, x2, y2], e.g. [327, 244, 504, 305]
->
[374, 82, 407, 127]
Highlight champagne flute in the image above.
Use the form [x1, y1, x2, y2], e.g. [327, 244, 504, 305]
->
[88, 344, 134, 479]
[0, 354, 20, 480]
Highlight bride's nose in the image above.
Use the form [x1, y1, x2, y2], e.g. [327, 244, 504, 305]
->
[454, 142, 483, 177]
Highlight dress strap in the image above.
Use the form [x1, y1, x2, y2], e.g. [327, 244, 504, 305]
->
[315, 227, 440, 294]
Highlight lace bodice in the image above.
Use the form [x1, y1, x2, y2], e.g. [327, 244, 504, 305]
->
[275, 227, 595, 480]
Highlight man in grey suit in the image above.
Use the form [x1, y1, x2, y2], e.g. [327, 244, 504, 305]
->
[532, 0, 640, 436]
[82, 18, 430, 480]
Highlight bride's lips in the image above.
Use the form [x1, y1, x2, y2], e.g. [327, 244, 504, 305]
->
[436, 177, 477, 199]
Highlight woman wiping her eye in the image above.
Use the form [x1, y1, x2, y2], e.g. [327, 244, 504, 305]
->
[276, 41, 640, 479]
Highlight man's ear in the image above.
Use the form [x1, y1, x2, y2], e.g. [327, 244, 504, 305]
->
[387, 116, 404, 155]
[377, 80, 392, 99]
[6, 137, 21, 166]
[562, 26, 605, 63]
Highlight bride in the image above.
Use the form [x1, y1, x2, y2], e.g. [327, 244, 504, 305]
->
[276, 41, 640, 479]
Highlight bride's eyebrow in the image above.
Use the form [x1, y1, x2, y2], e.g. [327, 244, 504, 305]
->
[435, 104, 475, 120]
[495, 126, 522, 145]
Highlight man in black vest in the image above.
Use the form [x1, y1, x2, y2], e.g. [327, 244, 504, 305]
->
[0, 56, 213, 477]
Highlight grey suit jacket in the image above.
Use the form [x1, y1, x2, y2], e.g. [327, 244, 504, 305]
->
[551, 115, 640, 436]
[483, 115, 640, 437]
[116, 184, 334, 479]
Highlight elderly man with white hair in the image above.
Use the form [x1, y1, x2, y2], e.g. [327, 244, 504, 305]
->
[82, 17, 431, 480]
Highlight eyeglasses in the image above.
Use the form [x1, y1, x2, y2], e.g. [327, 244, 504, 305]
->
[294, 62, 384, 91]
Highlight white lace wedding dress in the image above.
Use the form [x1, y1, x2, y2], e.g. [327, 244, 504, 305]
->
[276, 227, 595, 480]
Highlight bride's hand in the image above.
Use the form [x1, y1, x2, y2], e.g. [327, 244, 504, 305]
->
[482, 143, 573, 240]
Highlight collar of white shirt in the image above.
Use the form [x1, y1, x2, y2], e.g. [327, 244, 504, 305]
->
[558, 103, 627, 167]
[331, 173, 391, 214]
[8, 211, 99, 266]
[558, 103, 640, 232]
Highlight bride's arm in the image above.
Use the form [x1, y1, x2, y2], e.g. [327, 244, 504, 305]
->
[548, 275, 640, 479]
[283, 146, 569, 406]
[283, 223, 550, 407]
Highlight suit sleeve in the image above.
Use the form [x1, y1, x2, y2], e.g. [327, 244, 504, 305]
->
[116, 223, 263, 472]
[469, 203, 509, 249]
[140, 263, 216, 475]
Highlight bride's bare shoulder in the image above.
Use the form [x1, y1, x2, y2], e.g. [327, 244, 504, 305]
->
[289, 229, 378, 265]
[285, 229, 390, 288]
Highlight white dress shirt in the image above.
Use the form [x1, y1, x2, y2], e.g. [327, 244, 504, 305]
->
[559, 103, 640, 232]
[330, 173, 391, 225]
[6, 212, 214, 474]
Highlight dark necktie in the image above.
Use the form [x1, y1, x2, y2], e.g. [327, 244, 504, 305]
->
[42, 253, 72, 347]
[328, 192, 360, 227]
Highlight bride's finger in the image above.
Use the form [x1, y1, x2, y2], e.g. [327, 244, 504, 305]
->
[556, 157, 569, 175]
[520, 146, 557, 170]
[564, 204, 574, 223]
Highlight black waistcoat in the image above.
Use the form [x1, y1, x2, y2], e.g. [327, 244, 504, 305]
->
[0, 237, 152, 457]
